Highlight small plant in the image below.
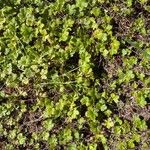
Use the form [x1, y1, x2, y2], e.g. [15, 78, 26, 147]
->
[0, 0, 149, 149]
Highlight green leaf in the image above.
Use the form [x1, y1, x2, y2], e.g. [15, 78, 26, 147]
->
[111, 93, 119, 103]
[93, 29, 107, 42]
[110, 38, 120, 55]
[76, 0, 88, 11]
[85, 107, 98, 120]
[60, 30, 69, 41]
[42, 131, 49, 141]
[81, 96, 90, 106]
[17, 133, 26, 145]
[91, 7, 100, 17]
[104, 118, 114, 129]
[127, 139, 135, 149]
[43, 119, 54, 131]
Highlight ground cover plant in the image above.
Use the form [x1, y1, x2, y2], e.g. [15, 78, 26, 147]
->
[0, 0, 150, 149]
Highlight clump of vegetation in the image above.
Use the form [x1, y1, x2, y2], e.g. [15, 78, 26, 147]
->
[0, 0, 150, 149]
